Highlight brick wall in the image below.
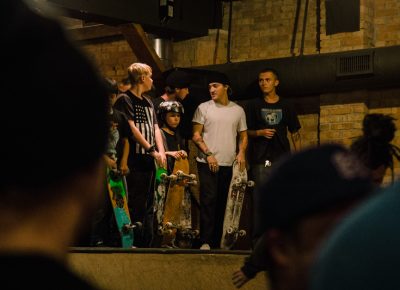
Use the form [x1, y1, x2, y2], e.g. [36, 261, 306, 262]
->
[79, 38, 137, 81]
[70, 0, 400, 184]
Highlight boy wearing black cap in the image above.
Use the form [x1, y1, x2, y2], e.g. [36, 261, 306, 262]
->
[192, 72, 248, 250]
[153, 69, 191, 112]
[232, 144, 375, 289]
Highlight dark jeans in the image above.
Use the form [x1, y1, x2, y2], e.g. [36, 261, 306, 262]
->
[90, 178, 119, 247]
[197, 162, 232, 248]
[126, 166, 155, 247]
[249, 163, 273, 241]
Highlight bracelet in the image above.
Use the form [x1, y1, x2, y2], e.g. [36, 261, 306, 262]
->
[146, 145, 156, 153]
[205, 151, 213, 157]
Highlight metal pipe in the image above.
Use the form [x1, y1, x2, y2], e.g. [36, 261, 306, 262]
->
[300, 0, 309, 55]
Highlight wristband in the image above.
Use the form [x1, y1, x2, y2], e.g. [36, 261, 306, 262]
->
[146, 145, 156, 153]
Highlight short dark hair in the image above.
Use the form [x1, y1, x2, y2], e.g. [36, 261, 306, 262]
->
[104, 78, 119, 95]
[259, 67, 280, 80]
[1, 1, 108, 198]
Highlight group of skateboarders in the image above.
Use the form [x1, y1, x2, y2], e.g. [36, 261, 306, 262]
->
[6, 2, 400, 290]
[89, 61, 302, 251]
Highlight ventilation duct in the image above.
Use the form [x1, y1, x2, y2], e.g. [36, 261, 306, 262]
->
[190, 45, 400, 99]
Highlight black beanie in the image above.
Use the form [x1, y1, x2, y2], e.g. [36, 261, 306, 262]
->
[254, 144, 375, 236]
[207, 71, 231, 86]
[165, 70, 191, 89]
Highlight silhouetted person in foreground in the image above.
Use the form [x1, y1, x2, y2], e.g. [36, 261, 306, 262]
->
[232, 144, 376, 290]
[0, 1, 109, 289]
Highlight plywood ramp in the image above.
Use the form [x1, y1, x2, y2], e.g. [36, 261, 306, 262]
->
[68, 248, 268, 290]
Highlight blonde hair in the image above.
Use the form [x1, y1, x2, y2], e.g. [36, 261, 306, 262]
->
[128, 63, 152, 85]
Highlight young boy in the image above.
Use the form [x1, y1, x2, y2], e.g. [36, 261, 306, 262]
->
[157, 101, 187, 173]
[157, 101, 191, 248]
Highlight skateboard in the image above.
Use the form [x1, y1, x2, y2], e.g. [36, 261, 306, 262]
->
[107, 169, 141, 248]
[220, 160, 255, 249]
[158, 158, 199, 248]
[154, 165, 168, 226]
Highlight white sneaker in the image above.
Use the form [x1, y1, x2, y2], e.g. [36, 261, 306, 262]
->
[200, 243, 211, 250]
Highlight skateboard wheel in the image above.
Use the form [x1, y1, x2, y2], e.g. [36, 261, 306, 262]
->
[189, 174, 196, 180]
[165, 222, 173, 228]
[191, 180, 198, 186]
[239, 230, 246, 237]
[160, 173, 168, 180]
[247, 181, 255, 187]
[234, 177, 242, 184]
[227, 227, 234, 234]
[169, 174, 178, 181]
[134, 221, 143, 229]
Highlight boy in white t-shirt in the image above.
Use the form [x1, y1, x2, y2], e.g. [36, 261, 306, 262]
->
[192, 72, 248, 250]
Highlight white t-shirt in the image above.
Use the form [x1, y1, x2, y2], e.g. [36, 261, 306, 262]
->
[192, 100, 247, 166]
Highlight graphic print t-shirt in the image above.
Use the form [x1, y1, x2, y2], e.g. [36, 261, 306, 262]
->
[114, 91, 157, 156]
[246, 97, 301, 164]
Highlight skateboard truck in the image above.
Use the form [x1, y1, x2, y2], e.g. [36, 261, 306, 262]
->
[227, 227, 246, 237]
[160, 171, 197, 185]
[122, 221, 142, 234]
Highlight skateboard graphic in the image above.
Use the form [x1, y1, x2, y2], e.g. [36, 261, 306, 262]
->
[158, 158, 199, 248]
[107, 169, 141, 248]
[220, 160, 255, 249]
[154, 165, 168, 227]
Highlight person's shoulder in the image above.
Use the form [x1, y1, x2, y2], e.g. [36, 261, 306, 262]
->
[197, 100, 213, 109]
[247, 97, 264, 105]
[229, 101, 246, 112]
[278, 96, 294, 106]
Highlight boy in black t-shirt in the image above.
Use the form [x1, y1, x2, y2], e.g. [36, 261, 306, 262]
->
[157, 101, 187, 173]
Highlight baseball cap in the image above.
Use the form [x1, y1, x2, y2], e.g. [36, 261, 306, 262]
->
[254, 144, 375, 236]
[165, 70, 191, 89]
[207, 71, 231, 86]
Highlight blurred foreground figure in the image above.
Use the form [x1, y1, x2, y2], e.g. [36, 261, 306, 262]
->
[311, 180, 400, 290]
[233, 144, 375, 290]
[0, 1, 109, 289]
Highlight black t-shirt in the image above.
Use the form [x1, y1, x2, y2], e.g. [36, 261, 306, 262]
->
[162, 129, 186, 173]
[110, 108, 131, 164]
[114, 91, 157, 170]
[246, 97, 301, 164]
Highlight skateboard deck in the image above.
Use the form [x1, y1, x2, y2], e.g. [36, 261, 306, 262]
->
[107, 169, 140, 248]
[220, 160, 254, 249]
[159, 158, 198, 248]
[155, 165, 168, 226]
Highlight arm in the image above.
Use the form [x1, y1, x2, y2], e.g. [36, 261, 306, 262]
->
[248, 128, 276, 139]
[192, 122, 219, 173]
[119, 138, 130, 175]
[165, 150, 187, 160]
[232, 233, 268, 288]
[154, 123, 167, 168]
[290, 130, 301, 152]
[127, 119, 153, 150]
[236, 130, 248, 171]
[104, 154, 117, 170]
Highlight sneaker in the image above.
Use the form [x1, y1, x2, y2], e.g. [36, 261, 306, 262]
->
[200, 243, 211, 250]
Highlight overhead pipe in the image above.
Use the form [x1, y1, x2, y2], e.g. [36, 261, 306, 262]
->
[191, 45, 400, 100]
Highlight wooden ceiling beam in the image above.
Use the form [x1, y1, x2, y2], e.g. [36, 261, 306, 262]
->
[118, 23, 165, 80]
